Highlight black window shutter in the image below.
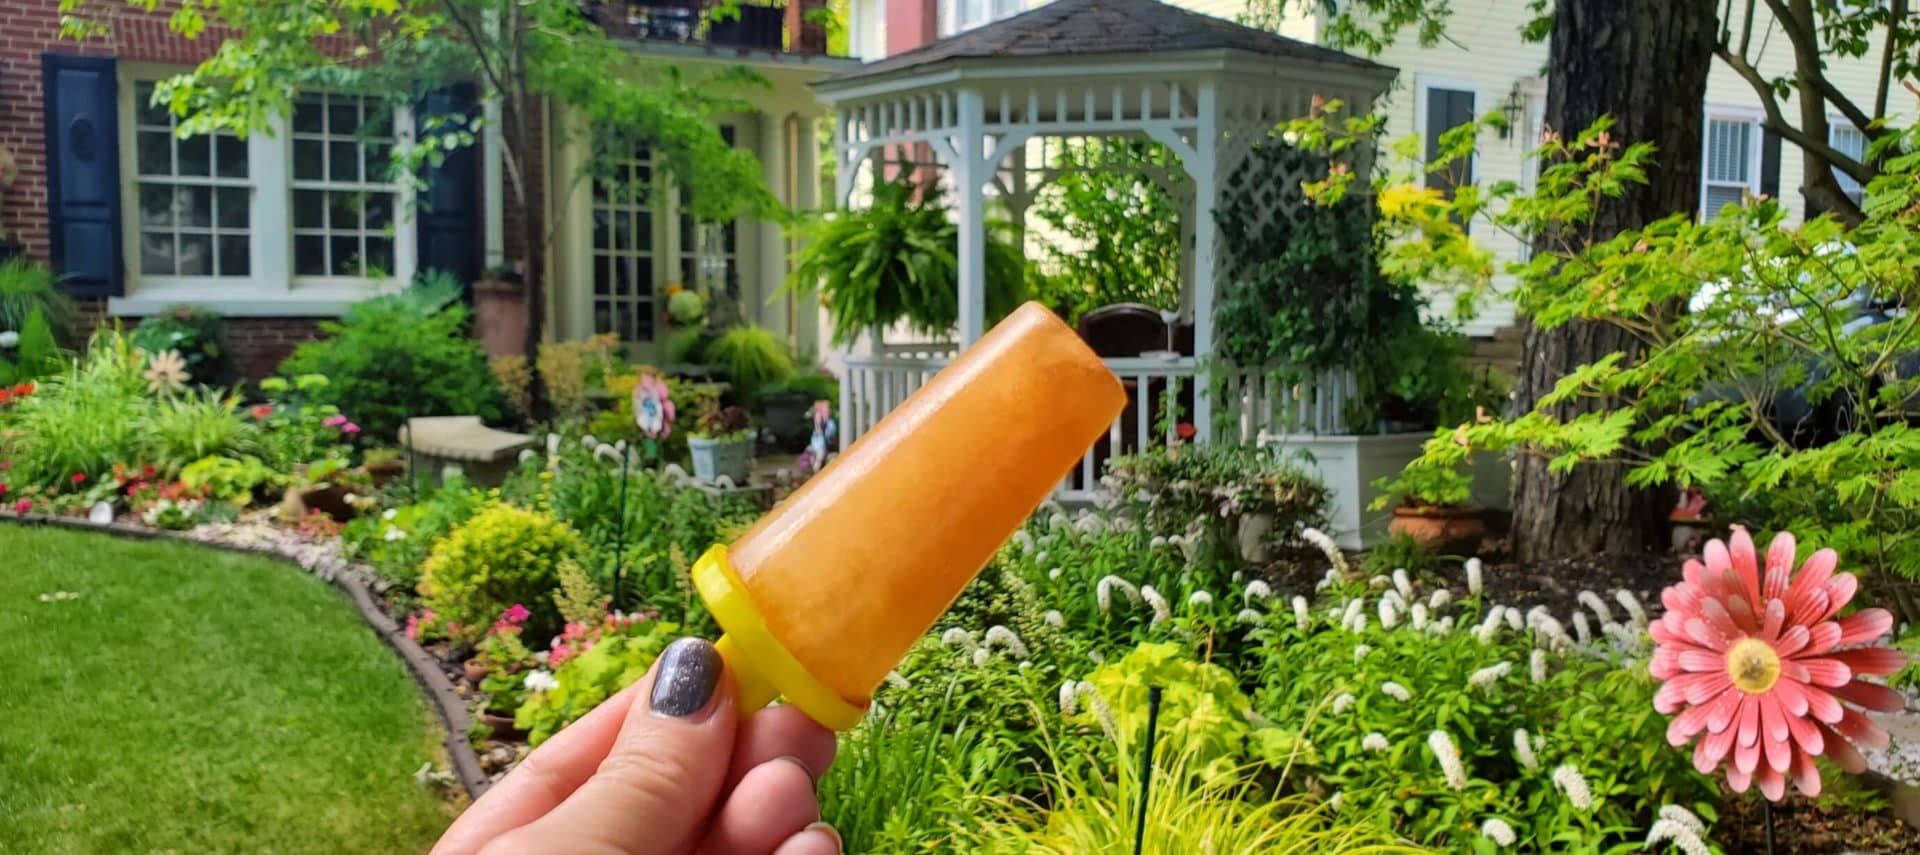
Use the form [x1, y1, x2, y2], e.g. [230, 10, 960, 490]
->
[1760, 125, 1782, 201]
[1425, 88, 1476, 193]
[415, 83, 479, 287]
[42, 54, 123, 298]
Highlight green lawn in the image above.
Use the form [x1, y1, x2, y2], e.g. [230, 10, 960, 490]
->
[0, 524, 459, 853]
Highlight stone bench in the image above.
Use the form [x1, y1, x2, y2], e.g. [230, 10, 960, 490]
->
[399, 416, 534, 487]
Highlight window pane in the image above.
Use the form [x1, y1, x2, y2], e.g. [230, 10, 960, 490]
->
[329, 192, 359, 230]
[328, 102, 359, 136]
[1703, 184, 1746, 216]
[136, 83, 168, 127]
[294, 99, 324, 134]
[216, 136, 248, 178]
[216, 187, 249, 229]
[137, 132, 172, 176]
[179, 186, 213, 228]
[362, 107, 392, 139]
[363, 143, 391, 182]
[364, 193, 393, 231]
[140, 232, 175, 275]
[294, 139, 326, 180]
[139, 185, 175, 227]
[364, 237, 393, 274]
[177, 135, 212, 177]
[293, 190, 325, 229]
[329, 141, 359, 182]
[295, 235, 327, 275]
[217, 235, 250, 277]
[330, 237, 361, 276]
[178, 234, 213, 276]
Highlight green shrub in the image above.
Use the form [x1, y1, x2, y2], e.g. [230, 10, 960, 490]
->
[704, 324, 793, 401]
[344, 477, 488, 597]
[762, 371, 838, 405]
[514, 617, 678, 746]
[1, 332, 148, 487]
[138, 389, 259, 474]
[278, 277, 503, 442]
[0, 308, 63, 386]
[418, 502, 585, 643]
[1104, 445, 1331, 559]
[179, 454, 280, 507]
[0, 259, 76, 344]
[1247, 583, 1719, 851]
[130, 306, 236, 388]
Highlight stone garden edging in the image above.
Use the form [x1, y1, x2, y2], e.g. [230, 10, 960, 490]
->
[0, 512, 491, 800]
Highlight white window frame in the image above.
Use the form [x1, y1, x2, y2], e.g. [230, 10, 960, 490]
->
[941, 0, 1022, 37]
[1699, 107, 1764, 220]
[1828, 118, 1869, 209]
[111, 64, 416, 317]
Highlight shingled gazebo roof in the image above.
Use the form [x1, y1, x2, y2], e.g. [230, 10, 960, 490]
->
[826, 0, 1390, 85]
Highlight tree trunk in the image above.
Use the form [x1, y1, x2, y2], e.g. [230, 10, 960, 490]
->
[1511, 0, 1716, 561]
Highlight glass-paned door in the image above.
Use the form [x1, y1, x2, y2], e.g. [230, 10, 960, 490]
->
[591, 146, 658, 342]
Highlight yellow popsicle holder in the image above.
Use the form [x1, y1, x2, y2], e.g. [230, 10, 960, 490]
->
[692, 544, 869, 731]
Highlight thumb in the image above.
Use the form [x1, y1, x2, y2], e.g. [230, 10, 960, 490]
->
[484, 638, 739, 855]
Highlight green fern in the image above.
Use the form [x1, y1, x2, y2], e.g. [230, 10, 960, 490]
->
[704, 324, 793, 401]
[0, 259, 75, 343]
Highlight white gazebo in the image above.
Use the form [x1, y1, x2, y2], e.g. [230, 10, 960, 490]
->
[813, 0, 1395, 501]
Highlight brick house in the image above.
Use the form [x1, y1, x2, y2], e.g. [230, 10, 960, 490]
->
[0, 0, 848, 378]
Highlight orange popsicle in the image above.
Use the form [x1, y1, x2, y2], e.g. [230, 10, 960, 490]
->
[692, 302, 1125, 730]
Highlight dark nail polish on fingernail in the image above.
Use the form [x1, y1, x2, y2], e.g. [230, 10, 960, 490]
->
[650, 638, 721, 718]
[805, 822, 843, 853]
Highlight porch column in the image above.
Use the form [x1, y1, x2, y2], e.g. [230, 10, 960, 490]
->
[1190, 82, 1219, 443]
[953, 88, 987, 345]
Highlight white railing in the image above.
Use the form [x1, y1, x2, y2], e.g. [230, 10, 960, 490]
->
[840, 354, 1358, 503]
[1219, 366, 1357, 440]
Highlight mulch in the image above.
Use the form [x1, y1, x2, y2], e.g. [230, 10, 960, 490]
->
[1716, 792, 1920, 854]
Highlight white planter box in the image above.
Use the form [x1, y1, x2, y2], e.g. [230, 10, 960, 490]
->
[1262, 432, 1512, 550]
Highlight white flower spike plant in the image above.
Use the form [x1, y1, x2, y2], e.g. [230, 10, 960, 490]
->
[1552, 763, 1596, 811]
[1428, 730, 1469, 790]
[1464, 557, 1483, 595]
[1480, 818, 1517, 848]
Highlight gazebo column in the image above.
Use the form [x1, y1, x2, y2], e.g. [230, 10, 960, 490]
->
[1189, 82, 1220, 444]
[952, 88, 988, 345]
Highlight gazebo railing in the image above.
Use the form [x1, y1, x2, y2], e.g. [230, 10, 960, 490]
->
[848, 351, 1359, 499]
[840, 353, 1358, 502]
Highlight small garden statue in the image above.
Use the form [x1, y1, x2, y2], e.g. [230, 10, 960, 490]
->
[796, 399, 836, 477]
[1650, 528, 1906, 802]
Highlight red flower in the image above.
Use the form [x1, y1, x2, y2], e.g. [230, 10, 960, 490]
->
[250, 404, 274, 420]
[11, 498, 27, 515]
[0, 390, 11, 406]
[71, 472, 86, 486]
[0, 484, 8, 499]
[1175, 422, 1197, 441]
[141, 464, 157, 479]
[14, 383, 33, 396]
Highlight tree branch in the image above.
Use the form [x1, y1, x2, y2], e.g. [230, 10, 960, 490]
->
[1714, 46, 1874, 184]
[1875, 0, 1907, 118]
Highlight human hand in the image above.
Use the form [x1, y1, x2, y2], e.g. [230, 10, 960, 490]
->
[431, 638, 841, 855]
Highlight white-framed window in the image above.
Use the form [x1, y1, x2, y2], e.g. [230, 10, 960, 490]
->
[1829, 122, 1869, 209]
[290, 92, 401, 280]
[1701, 112, 1762, 218]
[942, 0, 1023, 36]
[114, 68, 415, 316]
[587, 125, 741, 344]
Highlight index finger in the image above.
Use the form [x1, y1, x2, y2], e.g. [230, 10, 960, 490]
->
[430, 682, 645, 855]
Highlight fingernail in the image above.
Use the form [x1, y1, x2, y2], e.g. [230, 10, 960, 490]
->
[775, 754, 818, 789]
[804, 822, 842, 853]
[650, 638, 722, 719]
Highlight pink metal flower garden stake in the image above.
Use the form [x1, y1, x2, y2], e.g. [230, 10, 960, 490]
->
[1650, 528, 1906, 814]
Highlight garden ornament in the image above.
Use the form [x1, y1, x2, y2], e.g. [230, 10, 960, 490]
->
[1650, 528, 1905, 801]
[690, 302, 1124, 730]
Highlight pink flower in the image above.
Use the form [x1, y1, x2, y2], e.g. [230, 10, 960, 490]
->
[503, 604, 531, 624]
[0, 484, 8, 499]
[342, 422, 360, 435]
[322, 414, 348, 428]
[404, 613, 422, 639]
[250, 404, 274, 420]
[70, 472, 86, 486]
[11, 498, 27, 515]
[1651, 529, 1907, 800]
[548, 644, 577, 669]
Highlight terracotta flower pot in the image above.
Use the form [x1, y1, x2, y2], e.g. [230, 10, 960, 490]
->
[1387, 504, 1487, 555]
[473, 277, 529, 360]
[480, 712, 523, 741]
[365, 460, 405, 488]
[463, 660, 489, 684]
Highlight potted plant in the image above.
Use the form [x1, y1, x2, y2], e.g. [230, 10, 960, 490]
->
[472, 263, 527, 359]
[687, 398, 752, 484]
[1376, 464, 1485, 554]
[758, 372, 838, 450]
